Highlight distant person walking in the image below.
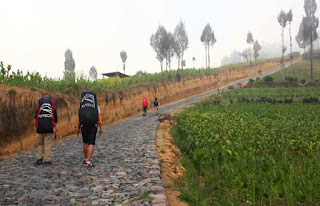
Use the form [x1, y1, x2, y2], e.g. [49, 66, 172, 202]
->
[142, 97, 148, 116]
[35, 97, 57, 165]
[153, 97, 160, 115]
[77, 91, 102, 167]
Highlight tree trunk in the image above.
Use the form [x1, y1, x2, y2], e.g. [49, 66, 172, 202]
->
[165, 58, 168, 72]
[205, 45, 207, 71]
[249, 44, 251, 64]
[281, 27, 285, 68]
[160, 60, 163, 82]
[207, 43, 210, 74]
[310, 2, 314, 81]
[311, 36, 314, 81]
[181, 53, 184, 72]
[289, 22, 293, 67]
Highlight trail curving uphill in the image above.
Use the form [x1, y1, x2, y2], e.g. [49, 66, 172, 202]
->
[0, 60, 298, 206]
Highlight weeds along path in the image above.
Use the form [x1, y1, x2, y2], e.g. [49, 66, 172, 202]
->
[0, 60, 298, 206]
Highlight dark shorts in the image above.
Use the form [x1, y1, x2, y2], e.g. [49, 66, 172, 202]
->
[81, 125, 97, 145]
[143, 106, 147, 112]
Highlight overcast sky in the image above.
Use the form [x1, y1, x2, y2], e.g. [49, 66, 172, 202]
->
[0, 0, 318, 79]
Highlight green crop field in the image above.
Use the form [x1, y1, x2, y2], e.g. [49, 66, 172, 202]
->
[172, 60, 320, 205]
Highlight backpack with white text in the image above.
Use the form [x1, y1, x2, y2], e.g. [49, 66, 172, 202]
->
[79, 91, 98, 126]
[35, 97, 55, 133]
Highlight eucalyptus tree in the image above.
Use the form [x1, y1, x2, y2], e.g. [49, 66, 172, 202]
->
[173, 20, 188, 70]
[296, 17, 308, 52]
[241, 49, 249, 63]
[278, 10, 288, 68]
[192, 57, 196, 68]
[64, 49, 75, 80]
[150, 25, 169, 79]
[253, 40, 262, 60]
[246, 31, 254, 63]
[89, 66, 97, 81]
[120, 50, 128, 74]
[303, 0, 319, 81]
[200, 23, 216, 74]
[166, 32, 175, 71]
[287, 9, 293, 66]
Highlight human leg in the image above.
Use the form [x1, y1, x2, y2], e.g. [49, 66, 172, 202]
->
[43, 133, 53, 163]
[37, 134, 45, 163]
[86, 144, 94, 162]
[83, 143, 88, 160]
[82, 126, 97, 166]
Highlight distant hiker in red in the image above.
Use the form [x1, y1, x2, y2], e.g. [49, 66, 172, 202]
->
[77, 91, 102, 167]
[35, 97, 58, 165]
[142, 97, 148, 116]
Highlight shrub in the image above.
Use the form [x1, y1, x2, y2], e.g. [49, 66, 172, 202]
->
[249, 79, 254, 84]
[263, 75, 273, 83]
[302, 97, 319, 104]
[285, 76, 298, 83]
[284, 98, 293, 104]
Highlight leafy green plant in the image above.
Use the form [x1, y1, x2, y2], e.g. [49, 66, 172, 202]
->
[139, 191, 149, 199]
[172, 87, 320, 205]
[263, 75, 274, 83]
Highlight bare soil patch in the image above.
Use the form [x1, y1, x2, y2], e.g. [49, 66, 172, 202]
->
[156, 115, 189, 206]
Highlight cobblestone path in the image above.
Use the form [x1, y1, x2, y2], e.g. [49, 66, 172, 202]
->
[0, 61, 297, 206]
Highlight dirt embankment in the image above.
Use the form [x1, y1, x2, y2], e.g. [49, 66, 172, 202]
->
[0, 60, 279, 156]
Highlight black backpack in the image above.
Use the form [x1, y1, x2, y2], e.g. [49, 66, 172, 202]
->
[36, 97, 55, 133]
[79, 91, 98, 126]
[154, 100, 159, 106]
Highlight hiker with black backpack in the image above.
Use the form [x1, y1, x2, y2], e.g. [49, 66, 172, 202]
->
[77, 91, 102, 167]
[153, 97, 160, 115]
[35, 97, 58, 165]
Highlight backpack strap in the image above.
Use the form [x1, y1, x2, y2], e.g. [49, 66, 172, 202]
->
[35, 101, 40, 128]
[51, 99, 55, 129]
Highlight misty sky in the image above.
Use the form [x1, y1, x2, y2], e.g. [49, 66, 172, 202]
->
[0, 0, 318, 79]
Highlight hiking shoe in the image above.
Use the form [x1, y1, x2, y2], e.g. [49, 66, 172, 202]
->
[83, 159, 87, 164]
[84, 161, 94, 167]
[44, 161, 51, 165]
[36, 159, 43, 165]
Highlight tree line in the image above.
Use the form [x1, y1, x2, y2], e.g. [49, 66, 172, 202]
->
[64, 0, 319, 82]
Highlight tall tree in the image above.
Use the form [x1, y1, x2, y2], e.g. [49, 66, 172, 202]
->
[120, 50, 128, 74]
[192, 57, 196, 69]
[174, 20, 188, 70]
[246, 31, 254, 64]
[64, 49, 75, 80]
[150, 25, 169, 79]
[278, 10, 288, 68]
[200, 23, 216, 74]
[166, 32, 175, 71]
[303, 0, 319, 81]
[241, 49, 249, 63]
[296, 17, 308, 53]
[253, 40, 262, 60]
[287, 9, 293, 66]
[89, 66, 97, 81]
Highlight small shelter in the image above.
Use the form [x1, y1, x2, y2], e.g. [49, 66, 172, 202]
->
[101, 72, 129, 78]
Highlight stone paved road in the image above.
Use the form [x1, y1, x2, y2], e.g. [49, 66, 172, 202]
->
[0, 61, 298, 206]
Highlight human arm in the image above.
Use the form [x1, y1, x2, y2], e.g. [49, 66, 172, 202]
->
[54, 109, 57, 123]
[98, 113, 102, 136]
[76, 121, 81, 136]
